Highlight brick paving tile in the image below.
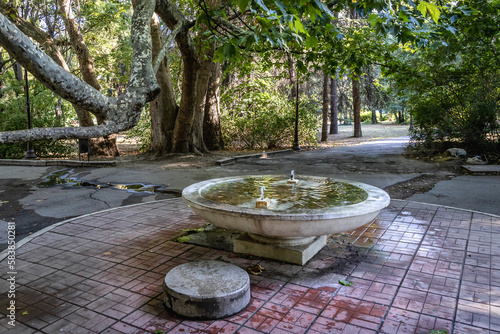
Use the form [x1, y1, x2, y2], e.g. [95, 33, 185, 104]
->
[2, 198, 499, 333]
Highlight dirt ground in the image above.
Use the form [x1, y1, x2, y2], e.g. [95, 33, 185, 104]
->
[114, 124, 465, 200]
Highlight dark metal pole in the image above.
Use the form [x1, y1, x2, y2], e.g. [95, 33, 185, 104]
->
[24, 68, 37, 159]
[292, 76, 301, 151]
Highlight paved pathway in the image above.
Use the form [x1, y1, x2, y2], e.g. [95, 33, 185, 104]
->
[1, 198, 499, 333]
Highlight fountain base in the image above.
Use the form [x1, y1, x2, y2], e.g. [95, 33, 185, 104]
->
[234, 233, 327, 265]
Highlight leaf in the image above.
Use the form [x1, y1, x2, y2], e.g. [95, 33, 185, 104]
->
[274, 0, 288, 15]
[154, 330, 164, 334]
[417, 2, 427, 17]
[293, 18, 308, 36]
[417, 1, 440, 23]
[102, 252, 112, 256]
[430, 330, 448, 334]
[236, 0, 251, 13]
[306, 35, 318, 48]
[254, 0, 275, 14]
[313, 0, 333, 17]
[426, 3, 440, 23]
[22, 311, 29, 315]
[247, 264, 264, 275]
[339, 279, 353, 287]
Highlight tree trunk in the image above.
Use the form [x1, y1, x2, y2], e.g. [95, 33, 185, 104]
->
[58, 0, 119, 156]
[371, 109, 377, 124]
[155, 1, 202, 153]
[203, 61, 223, 150]
[329, 74, 338, 134]
[0, 51, 5, 99]
[352, 74, 362, 137]
[321, 72, 329, 142]
[150, 13, 178, 155]
[190, 38, 216, 153]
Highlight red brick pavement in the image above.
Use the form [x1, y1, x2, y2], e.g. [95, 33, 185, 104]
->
[1, 199, 499, 333]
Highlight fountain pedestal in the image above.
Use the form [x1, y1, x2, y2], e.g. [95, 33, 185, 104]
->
[234, 233, 327, 265]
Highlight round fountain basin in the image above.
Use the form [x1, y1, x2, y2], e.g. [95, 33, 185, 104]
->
[182, 175, 390, 238]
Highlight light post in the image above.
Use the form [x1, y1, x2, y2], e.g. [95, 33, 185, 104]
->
[24, 68, 36, 159]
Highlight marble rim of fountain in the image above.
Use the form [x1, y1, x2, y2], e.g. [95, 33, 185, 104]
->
[182, 175, 391, 238]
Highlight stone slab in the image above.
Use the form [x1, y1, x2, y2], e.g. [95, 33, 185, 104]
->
[462, 164, 500, 174]
[233, 233, 327, 265]
[216, 149, 293, 166]
[163, 260, 250, 319]
[0, 159, 115, 167]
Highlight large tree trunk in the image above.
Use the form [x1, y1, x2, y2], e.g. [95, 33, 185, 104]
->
[352, 75, 362, 137]
[203, 61, 223, 150]
[321, 72, 329, 142]
[150, 13, 178, 155]
[171, 39, 200, 153]
[190, 40, 215, 154]
[155, 1, 201, 153]
[58, 0, 119, 156]
[329, 74, 338, 134]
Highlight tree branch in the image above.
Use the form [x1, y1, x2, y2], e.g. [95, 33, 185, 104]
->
[152, 22, 182, 74]
[0, 122, 131, 144]
[0, 12, 112, 117]
[0, 2, 69, 71]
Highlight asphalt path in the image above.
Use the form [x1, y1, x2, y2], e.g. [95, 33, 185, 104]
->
[1, 136, 499, 251]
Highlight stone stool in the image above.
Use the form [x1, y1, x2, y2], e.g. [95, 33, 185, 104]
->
[163, 260, 250, 319]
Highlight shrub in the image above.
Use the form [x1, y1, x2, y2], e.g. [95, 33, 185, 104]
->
[221, 79, 319, 150]
[0, 80, 73, 159]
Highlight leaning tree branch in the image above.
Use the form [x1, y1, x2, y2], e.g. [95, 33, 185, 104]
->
[0, 2, 70, 71]
[0, 0, 163, 144]
[152, 21, 182, 74]
[0, 122, 133, 143]
[0, 12, 112, 118]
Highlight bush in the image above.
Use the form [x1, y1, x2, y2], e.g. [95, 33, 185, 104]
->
[125, 106, 151, 152]
[408, 73, 499, 155]
[361, 110, 372, 124]
[0, 79, 73, 159]
[221, 78, 319, 150]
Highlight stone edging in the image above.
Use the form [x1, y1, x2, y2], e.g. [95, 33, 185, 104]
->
[216, 149, 294, 166]
[0, 159, 115, 167]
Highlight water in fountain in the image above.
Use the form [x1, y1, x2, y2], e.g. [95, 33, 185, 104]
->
[200, 176, 368, 213]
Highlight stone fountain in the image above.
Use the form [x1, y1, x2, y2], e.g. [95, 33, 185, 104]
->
[182, 174, 390, 265]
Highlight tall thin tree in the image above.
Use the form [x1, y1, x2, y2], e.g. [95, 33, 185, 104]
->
[321, 72, 329, 142]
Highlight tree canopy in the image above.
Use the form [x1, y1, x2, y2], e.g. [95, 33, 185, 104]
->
[0, 0, 498, 156]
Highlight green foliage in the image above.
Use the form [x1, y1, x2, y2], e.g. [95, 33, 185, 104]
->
[361, 110, 372, 124]
[0, 72, 74, 159]
[80, 0, 133, 97]
[388, 0, 500, 155]
[125, 106, 151, 152]
[221, 78, 319, 150]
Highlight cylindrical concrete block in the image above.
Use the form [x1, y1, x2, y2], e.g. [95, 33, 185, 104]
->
[163, 260, 250, 319]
